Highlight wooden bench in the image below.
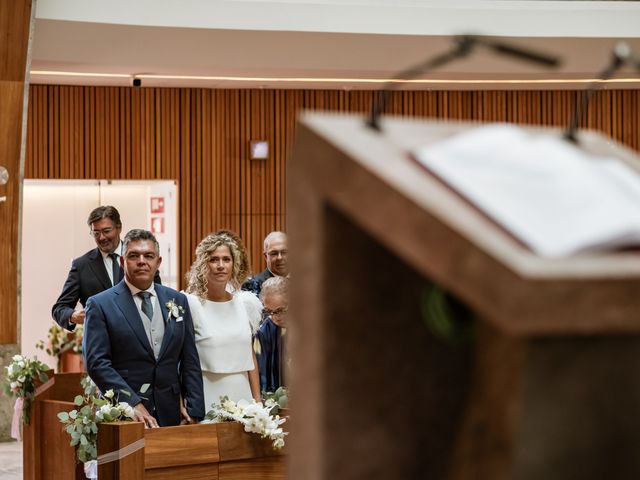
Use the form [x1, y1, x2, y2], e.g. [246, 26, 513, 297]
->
[98, 421, 286, 479]
[24, 372, 287, 479]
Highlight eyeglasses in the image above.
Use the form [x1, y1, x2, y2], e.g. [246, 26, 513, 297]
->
[266, 249, 288, 259]
[263, 307, 288, 318]
[89, 227, 115, 238]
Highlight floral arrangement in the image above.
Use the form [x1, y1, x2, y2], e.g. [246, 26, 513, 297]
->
[262, 386, 289, 414]
[165, 299, 185, 321]
[1, 354, 50, 427]
[204, 396, 288, 449]
[58, 376, 134, 466]
[37, 323, 83, 361]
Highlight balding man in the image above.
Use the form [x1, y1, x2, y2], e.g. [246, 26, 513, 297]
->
[242, 231, 289, 296]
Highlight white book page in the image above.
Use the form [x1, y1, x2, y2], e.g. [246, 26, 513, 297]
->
[413, 124, 640, 258]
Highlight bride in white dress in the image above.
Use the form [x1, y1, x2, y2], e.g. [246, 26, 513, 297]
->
[185, 230, 262, 409]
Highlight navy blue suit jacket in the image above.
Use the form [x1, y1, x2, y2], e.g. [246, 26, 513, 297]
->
[83, 281, 205, 426]
[255, 318, 285, 393]
[241, 269, 274, 296]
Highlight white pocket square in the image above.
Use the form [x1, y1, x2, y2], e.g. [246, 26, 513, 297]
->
[176, 316, 184, 322]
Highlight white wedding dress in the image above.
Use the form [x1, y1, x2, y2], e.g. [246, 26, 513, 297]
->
[186, 290, 262, 410]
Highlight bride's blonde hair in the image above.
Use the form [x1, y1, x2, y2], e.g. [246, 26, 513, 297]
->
[185, 230, 251, 301]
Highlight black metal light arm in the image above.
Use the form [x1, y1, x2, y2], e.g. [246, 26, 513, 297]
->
[367, 34, 560, 132]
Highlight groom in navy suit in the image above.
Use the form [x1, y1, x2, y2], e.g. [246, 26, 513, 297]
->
[84, 229, 204, 427]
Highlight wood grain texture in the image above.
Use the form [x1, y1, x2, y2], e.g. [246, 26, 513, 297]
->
[217, 422, 285, 462]
[23, 372, 85, 480]
[145, 463, 219, 480]
[97, 422, 145, 480]
[39, 400, 85, 479]
[144, 423, 220, 469]
[0, 0, 33, 344]
[94, 421, 285, 479]
[24, 87, 640, 290]
[218, 457, 287, 480]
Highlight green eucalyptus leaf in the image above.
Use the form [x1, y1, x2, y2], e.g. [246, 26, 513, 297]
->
[57, 412, 70, 422]
[74, 395, 84, 406]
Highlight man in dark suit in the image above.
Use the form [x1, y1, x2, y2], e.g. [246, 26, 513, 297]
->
[242, 231, 289, 296]
[84, 229, 204, 427]
[51, 206, 125, 331]
[52, 205, 159, 331]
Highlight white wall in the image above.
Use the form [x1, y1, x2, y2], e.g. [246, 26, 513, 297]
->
[21, 180, 177, 367]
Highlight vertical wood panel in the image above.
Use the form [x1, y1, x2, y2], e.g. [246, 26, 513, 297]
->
[24, 86, 640, 290]
[0, 0, 33, 343]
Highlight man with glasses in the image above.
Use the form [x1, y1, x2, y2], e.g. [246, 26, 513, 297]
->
[255, 276, 290, 393]
[243, 231, 289, 296]
[52, 205, 159, 331]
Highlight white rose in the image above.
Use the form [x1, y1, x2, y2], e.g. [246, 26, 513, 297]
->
[123, 404, 134, 418]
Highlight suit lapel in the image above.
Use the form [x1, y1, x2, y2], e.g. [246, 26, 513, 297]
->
[88, 248, 112, 290]
[113, 283, 155, 360]
[155, 286, 174, 361]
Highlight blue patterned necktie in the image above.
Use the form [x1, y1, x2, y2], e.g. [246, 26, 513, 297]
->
[138, 291, 153, 320]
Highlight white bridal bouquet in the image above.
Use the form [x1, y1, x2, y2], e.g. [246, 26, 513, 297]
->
[204, 396, 288, 449]
[2, 354, 50, 438]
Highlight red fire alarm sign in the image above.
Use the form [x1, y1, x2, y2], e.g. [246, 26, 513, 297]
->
[151, 197, 165, 214]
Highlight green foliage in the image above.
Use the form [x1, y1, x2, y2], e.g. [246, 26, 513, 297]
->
[262, 386, 289, 415]
[58, 375, 135, 465]
[36, 324, 83, 359]
[2, 354, 51, 425]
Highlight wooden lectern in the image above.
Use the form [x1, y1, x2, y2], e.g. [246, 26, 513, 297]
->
[288, 113, 640, 480]
[23, 372, 85, 479]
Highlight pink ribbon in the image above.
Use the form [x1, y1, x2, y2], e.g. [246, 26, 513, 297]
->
[9, 378, 54, 442]
[11, 397, 24, 441]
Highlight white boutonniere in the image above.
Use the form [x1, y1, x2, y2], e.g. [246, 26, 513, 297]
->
[165, 299, 185, 322]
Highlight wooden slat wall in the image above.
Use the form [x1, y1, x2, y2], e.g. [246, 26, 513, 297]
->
[25, 87, 640, 289]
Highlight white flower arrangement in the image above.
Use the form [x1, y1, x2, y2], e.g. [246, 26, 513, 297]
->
[204, 396, 288, 449]
[165, 299, 185, 321]
[2, 354, 50, 425]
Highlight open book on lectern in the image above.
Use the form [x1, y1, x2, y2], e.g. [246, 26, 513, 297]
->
[411, 124, 640, 258]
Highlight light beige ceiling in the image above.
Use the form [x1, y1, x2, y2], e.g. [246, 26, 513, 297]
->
[30, 1, 640, 90]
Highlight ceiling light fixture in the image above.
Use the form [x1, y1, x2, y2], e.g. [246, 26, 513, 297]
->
[29, 70, 640, 86]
